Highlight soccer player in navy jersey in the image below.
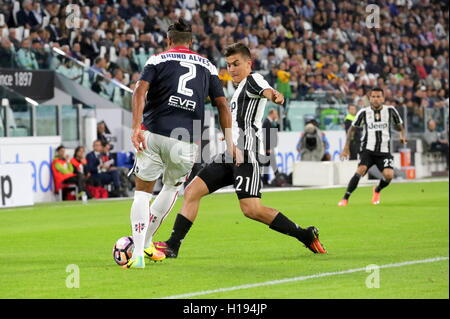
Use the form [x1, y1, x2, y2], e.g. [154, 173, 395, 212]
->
[125, 19, 241, 269]
[155, 43, 326, 258]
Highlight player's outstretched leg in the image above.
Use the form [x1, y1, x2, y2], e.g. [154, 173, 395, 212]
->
[125, 178, 156, 269]
[239, 198, 326, 254]
[338, 165, 367, 206]
[372, 168, 394, 205]
[155, 176, 209, 258]
[143, 184, 181, 262]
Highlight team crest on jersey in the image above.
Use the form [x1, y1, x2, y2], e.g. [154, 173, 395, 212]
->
[375, 113, 381, 120]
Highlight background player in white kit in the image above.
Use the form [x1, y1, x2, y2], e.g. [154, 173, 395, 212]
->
[338, 88, 407, 206]
[125, 19, 238, 269]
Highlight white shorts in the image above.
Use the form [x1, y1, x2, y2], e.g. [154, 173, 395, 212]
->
[132, 131, 199, 186]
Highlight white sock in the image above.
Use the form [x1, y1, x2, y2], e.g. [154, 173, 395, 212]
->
[131, 190, 153, 258]
[144, 184, 180, 248]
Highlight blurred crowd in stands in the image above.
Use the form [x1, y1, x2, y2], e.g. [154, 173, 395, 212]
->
[0, 0, 448, 116]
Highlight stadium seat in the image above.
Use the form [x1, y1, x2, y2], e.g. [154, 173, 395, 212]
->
[109, 47, 118, 63]
[99, 46, 107, 58]
[15, 26, 23, 42]
[23, 28, 30, 39]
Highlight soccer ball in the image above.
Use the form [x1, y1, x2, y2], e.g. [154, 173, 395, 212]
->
[112, 236, 134, 266]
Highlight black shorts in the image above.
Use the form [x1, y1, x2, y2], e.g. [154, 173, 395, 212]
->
[197, 152, 262, 200]
[359, 150, 394, 171]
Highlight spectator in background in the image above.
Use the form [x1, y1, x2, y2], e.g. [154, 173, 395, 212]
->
[89, 57, 108, 82]
[344, 104, 362, 160]
[52, 145, 87, 199]
[16, 0, 39, 30]
[276, 62, 291, 105]
[70, 146, 88, 176]
[46, 16, 61, 42]
[97, 120, 112, 150]
[16, 38, 39, 70]
[86, 139, 125, 197]
[297, 123, 324, 161]
[262, 108, 280, 185]
[0, 37, 15, 68]
[31, 39, 50, 69]
[423, 119, 449, 170]
[102, 142, 133, 192]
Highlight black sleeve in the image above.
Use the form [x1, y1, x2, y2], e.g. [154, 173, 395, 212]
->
[389, 107, 403, 126]
[352, 110, 366, 128]
[344, 119, 352, 132]
[246, 74, 271, 97]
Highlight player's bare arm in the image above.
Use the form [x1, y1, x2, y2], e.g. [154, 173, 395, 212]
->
[262, 88, 285, 105]
[395, 123, 408, 145]
[341, 126, 356, 159]
[215, 96, 243, 166]
[131, 80, 149, 152]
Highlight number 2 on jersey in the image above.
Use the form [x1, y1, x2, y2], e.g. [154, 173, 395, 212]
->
[177, 62, 196, 97]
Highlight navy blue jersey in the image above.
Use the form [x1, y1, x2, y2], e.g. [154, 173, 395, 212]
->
[139, 46, 224, 142]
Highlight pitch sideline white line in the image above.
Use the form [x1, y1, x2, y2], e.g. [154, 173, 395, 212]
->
[158, 256, 449, 299]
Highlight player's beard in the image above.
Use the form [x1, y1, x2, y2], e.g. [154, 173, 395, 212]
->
[371, 102, 382, 110]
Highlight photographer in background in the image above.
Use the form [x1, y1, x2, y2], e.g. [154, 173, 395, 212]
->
[297, 123, 325, 162]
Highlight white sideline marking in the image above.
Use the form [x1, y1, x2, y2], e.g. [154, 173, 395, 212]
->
[158, 256, 449, 299]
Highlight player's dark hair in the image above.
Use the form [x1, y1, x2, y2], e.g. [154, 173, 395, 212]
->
[167, 18, 192, 44]
[370, 87, 384, 96]
[56, 145, 65, 152]
[224, 42, 251, 60]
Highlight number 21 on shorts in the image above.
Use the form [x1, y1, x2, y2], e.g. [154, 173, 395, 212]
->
[236, 176, 250, 193]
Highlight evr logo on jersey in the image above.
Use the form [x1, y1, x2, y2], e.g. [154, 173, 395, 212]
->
[168, 95, 197, 111]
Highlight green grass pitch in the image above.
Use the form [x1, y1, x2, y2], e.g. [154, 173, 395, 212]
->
[0, 181, 448, 299]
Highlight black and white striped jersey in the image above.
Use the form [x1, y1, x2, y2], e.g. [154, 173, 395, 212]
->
[352, 105, 403, 154]
[230, 72, 272, 158]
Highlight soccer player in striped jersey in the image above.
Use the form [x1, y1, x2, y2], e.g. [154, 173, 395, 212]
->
[155, 43, 326, 257]
[338, 88, 407, 206]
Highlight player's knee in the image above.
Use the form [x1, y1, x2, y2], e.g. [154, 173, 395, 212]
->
[383, 171, 394, 181]
[240, 202, 262, 220]
[357, 166, 367, 175]
[184, 183, 202, 202]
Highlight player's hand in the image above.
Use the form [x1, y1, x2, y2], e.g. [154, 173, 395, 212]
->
[400, 137, 408, 145]
[131, 128, 146, 152]
[340, 148, 350, 160]
[273, 90, 285, 105]
[233, 145, 244, 167]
